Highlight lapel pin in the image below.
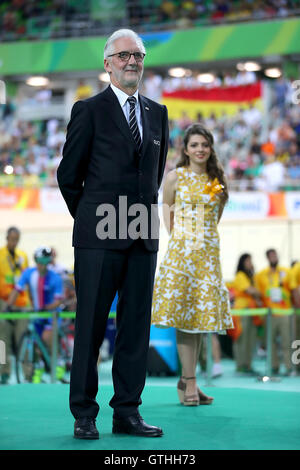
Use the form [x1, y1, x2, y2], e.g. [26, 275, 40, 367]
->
[145, 106, 149, 110]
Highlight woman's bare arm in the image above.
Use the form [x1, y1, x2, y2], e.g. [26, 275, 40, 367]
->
[162, 169, 177, 235]
[217, 200, 225, 223]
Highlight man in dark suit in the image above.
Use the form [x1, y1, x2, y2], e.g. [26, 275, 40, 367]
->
[57, 29, 169, 439]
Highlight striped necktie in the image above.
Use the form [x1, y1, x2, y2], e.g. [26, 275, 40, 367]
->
[127, 96, 142, 153]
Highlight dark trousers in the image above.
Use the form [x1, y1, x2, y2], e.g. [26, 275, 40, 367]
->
[70, 240, 157, 419]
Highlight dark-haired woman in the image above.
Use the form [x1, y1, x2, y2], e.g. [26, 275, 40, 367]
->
[151, 124, 233, 406]
[231, 253, 263, 375]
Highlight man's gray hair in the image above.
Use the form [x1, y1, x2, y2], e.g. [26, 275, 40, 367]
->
[104, 29, 146, 60]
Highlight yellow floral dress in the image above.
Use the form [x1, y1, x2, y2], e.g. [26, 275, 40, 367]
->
[152, 166, 233, 333]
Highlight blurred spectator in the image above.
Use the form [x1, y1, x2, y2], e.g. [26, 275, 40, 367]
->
[35, 87, 52, 106]
[1, 0, 300, 41]
[243, 103, 262, 127]
[276, 119, 297, 152]
[74, 80, 93, 102]
[213, 0, 230, 19]
[255, 156, 285, 191]
[157, 0, 178, 22]
[223, 72, 238, 86]
[49, 247, 68, 280]
[178, 111, 193, 130]
[273, 76, 289, 117]
[235, 70, 257, 85]
[2, 10, 18, 34]
[61, 277, 77, 313]
[142, 70, 163, 102]
[47, 145, 62, 175]
[127, 0, 146, 26]
[288, 260, 300, 375]
[26, 151, 42, 176]
[168, 119, 182, 147]
[46, 123, 65, 149]
[256, 249, 292, 376]
[1, 98, 15, 125]
[287, 157, 300, 180]
[0, 227, 29, 385]
[289, 261, 300, 308]
[261, 134, 276, 156]
[13, 154, 26, 175]
[230, 253, 263, 375]
[162, 75, 185, 93]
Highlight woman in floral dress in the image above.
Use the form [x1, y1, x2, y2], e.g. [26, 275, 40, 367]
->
[152, 124, 233, 406]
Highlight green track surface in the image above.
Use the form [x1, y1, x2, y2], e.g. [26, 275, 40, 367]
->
[1, 360, 300, 450]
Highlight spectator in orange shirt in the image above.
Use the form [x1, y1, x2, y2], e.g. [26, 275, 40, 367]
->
[261, 141, 275, 156]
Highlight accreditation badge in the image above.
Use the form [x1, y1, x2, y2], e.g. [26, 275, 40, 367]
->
[270, 287, 283, 303]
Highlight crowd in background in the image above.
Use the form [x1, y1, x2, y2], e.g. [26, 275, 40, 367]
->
[129, 0, 300, 29]
[0, 114, 66, 187]
[167, 105, 300, 191]
[1, 0, 300, 41]
[1, 72, 300, 191]
[141, 71, 300, 190]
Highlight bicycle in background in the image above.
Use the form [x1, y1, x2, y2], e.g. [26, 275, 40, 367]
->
[16, 315, 74, 384]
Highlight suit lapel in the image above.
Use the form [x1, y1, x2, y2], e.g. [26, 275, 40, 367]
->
[102, 86, 150, 158]
[103, 86, 135, 146]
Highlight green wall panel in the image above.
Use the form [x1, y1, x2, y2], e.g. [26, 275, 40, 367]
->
[0, 18, 299, 76]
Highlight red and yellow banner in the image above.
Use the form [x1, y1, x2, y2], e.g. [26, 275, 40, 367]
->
[0, 188, 41, 210]
[162, 82, 263, 119]
[268, 193, 287, 217]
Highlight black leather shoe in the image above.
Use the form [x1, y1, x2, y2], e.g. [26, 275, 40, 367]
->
[112, 414, 163, 437]
[74, 417, 99, 440]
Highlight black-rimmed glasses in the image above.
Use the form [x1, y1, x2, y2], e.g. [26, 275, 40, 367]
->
[107, 51, 146, 62]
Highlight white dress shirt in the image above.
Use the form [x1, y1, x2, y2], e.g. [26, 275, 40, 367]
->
[110, 83, 143, 140]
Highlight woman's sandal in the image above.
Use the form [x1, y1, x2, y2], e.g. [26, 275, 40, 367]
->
[183, 377, 199, 406]
[177, 377, 186, 404]
[177, 376, 214, 405]
[197, 388, 214, 405]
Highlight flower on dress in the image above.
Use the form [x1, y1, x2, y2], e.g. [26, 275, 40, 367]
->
[203, 178, 224, 200]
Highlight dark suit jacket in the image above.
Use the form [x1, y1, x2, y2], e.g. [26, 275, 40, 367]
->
[57, 85, 169, 251]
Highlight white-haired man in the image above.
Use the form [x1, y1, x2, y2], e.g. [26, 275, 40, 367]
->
[57, 29, 169, 439]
